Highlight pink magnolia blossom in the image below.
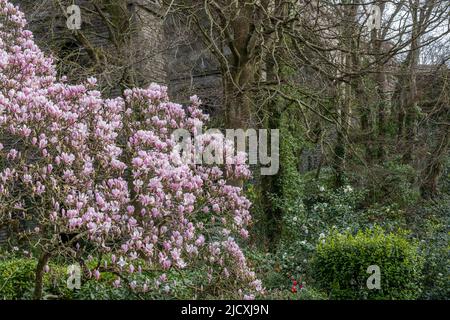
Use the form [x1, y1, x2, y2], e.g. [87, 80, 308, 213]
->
[0, 0, 261, 298]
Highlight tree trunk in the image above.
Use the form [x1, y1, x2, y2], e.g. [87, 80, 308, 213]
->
[333, 2, 357, 186]
[223, 62, 255, 130]
[261, 104, 282, 252]
[33, 251, 51, 300]
[420, 126, 449, 199]
[402, 0, 421, 163]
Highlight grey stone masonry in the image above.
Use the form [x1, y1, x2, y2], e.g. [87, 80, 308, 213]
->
[131, 1, 167, 86]
[11, 0, 221, 105]
[11, 0, 168, 96]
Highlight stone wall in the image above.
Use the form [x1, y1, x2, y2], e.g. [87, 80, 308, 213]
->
[11, 0, 168, 96]
[132, 2, 167, 86]
[11, 0, 222, 105]
[164, 13, 222, 114]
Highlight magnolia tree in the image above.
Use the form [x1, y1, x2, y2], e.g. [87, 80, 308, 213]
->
[0, 0, 262, 299]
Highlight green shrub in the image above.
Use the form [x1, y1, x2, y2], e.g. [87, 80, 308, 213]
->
[311, 226, 424, 300]
[72, 280, 138, 300]
[0, 258, 36, 299]
[0, 257, 73, 300]
[420, 237, 449, 300]
[410, 198, 450, 300]
[275, 182, 366, 283]
[354, 161, 420, 208]
[265, 287, 327, 300]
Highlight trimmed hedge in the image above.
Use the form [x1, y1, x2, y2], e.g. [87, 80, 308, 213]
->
[311, 227, 424, 299]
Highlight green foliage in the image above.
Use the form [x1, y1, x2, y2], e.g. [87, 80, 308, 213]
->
[352, 161, 420, 208]
[361, 204, 408, 230]
[277, 110, 305, 203]
[247, 101, 306, 249]
[244, 182, 268, 247]
[439, 157, 450, 194]
[302, 180, 366, 230]
[72, 281, 133, 300]
[311, 226, 425, 300]
[71, 261, 207, 300]
[420, 231, 449, 300]
[244, 249, 284, 290]
[265, 287, 327, 300]
[275, 179, 366, 281]
[244, 248, 328, 299]
[409, 197, 450, 300]
[0, 257, 70, 299]
[0, 258, 36, 299]
[0, 251, 247, 299]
